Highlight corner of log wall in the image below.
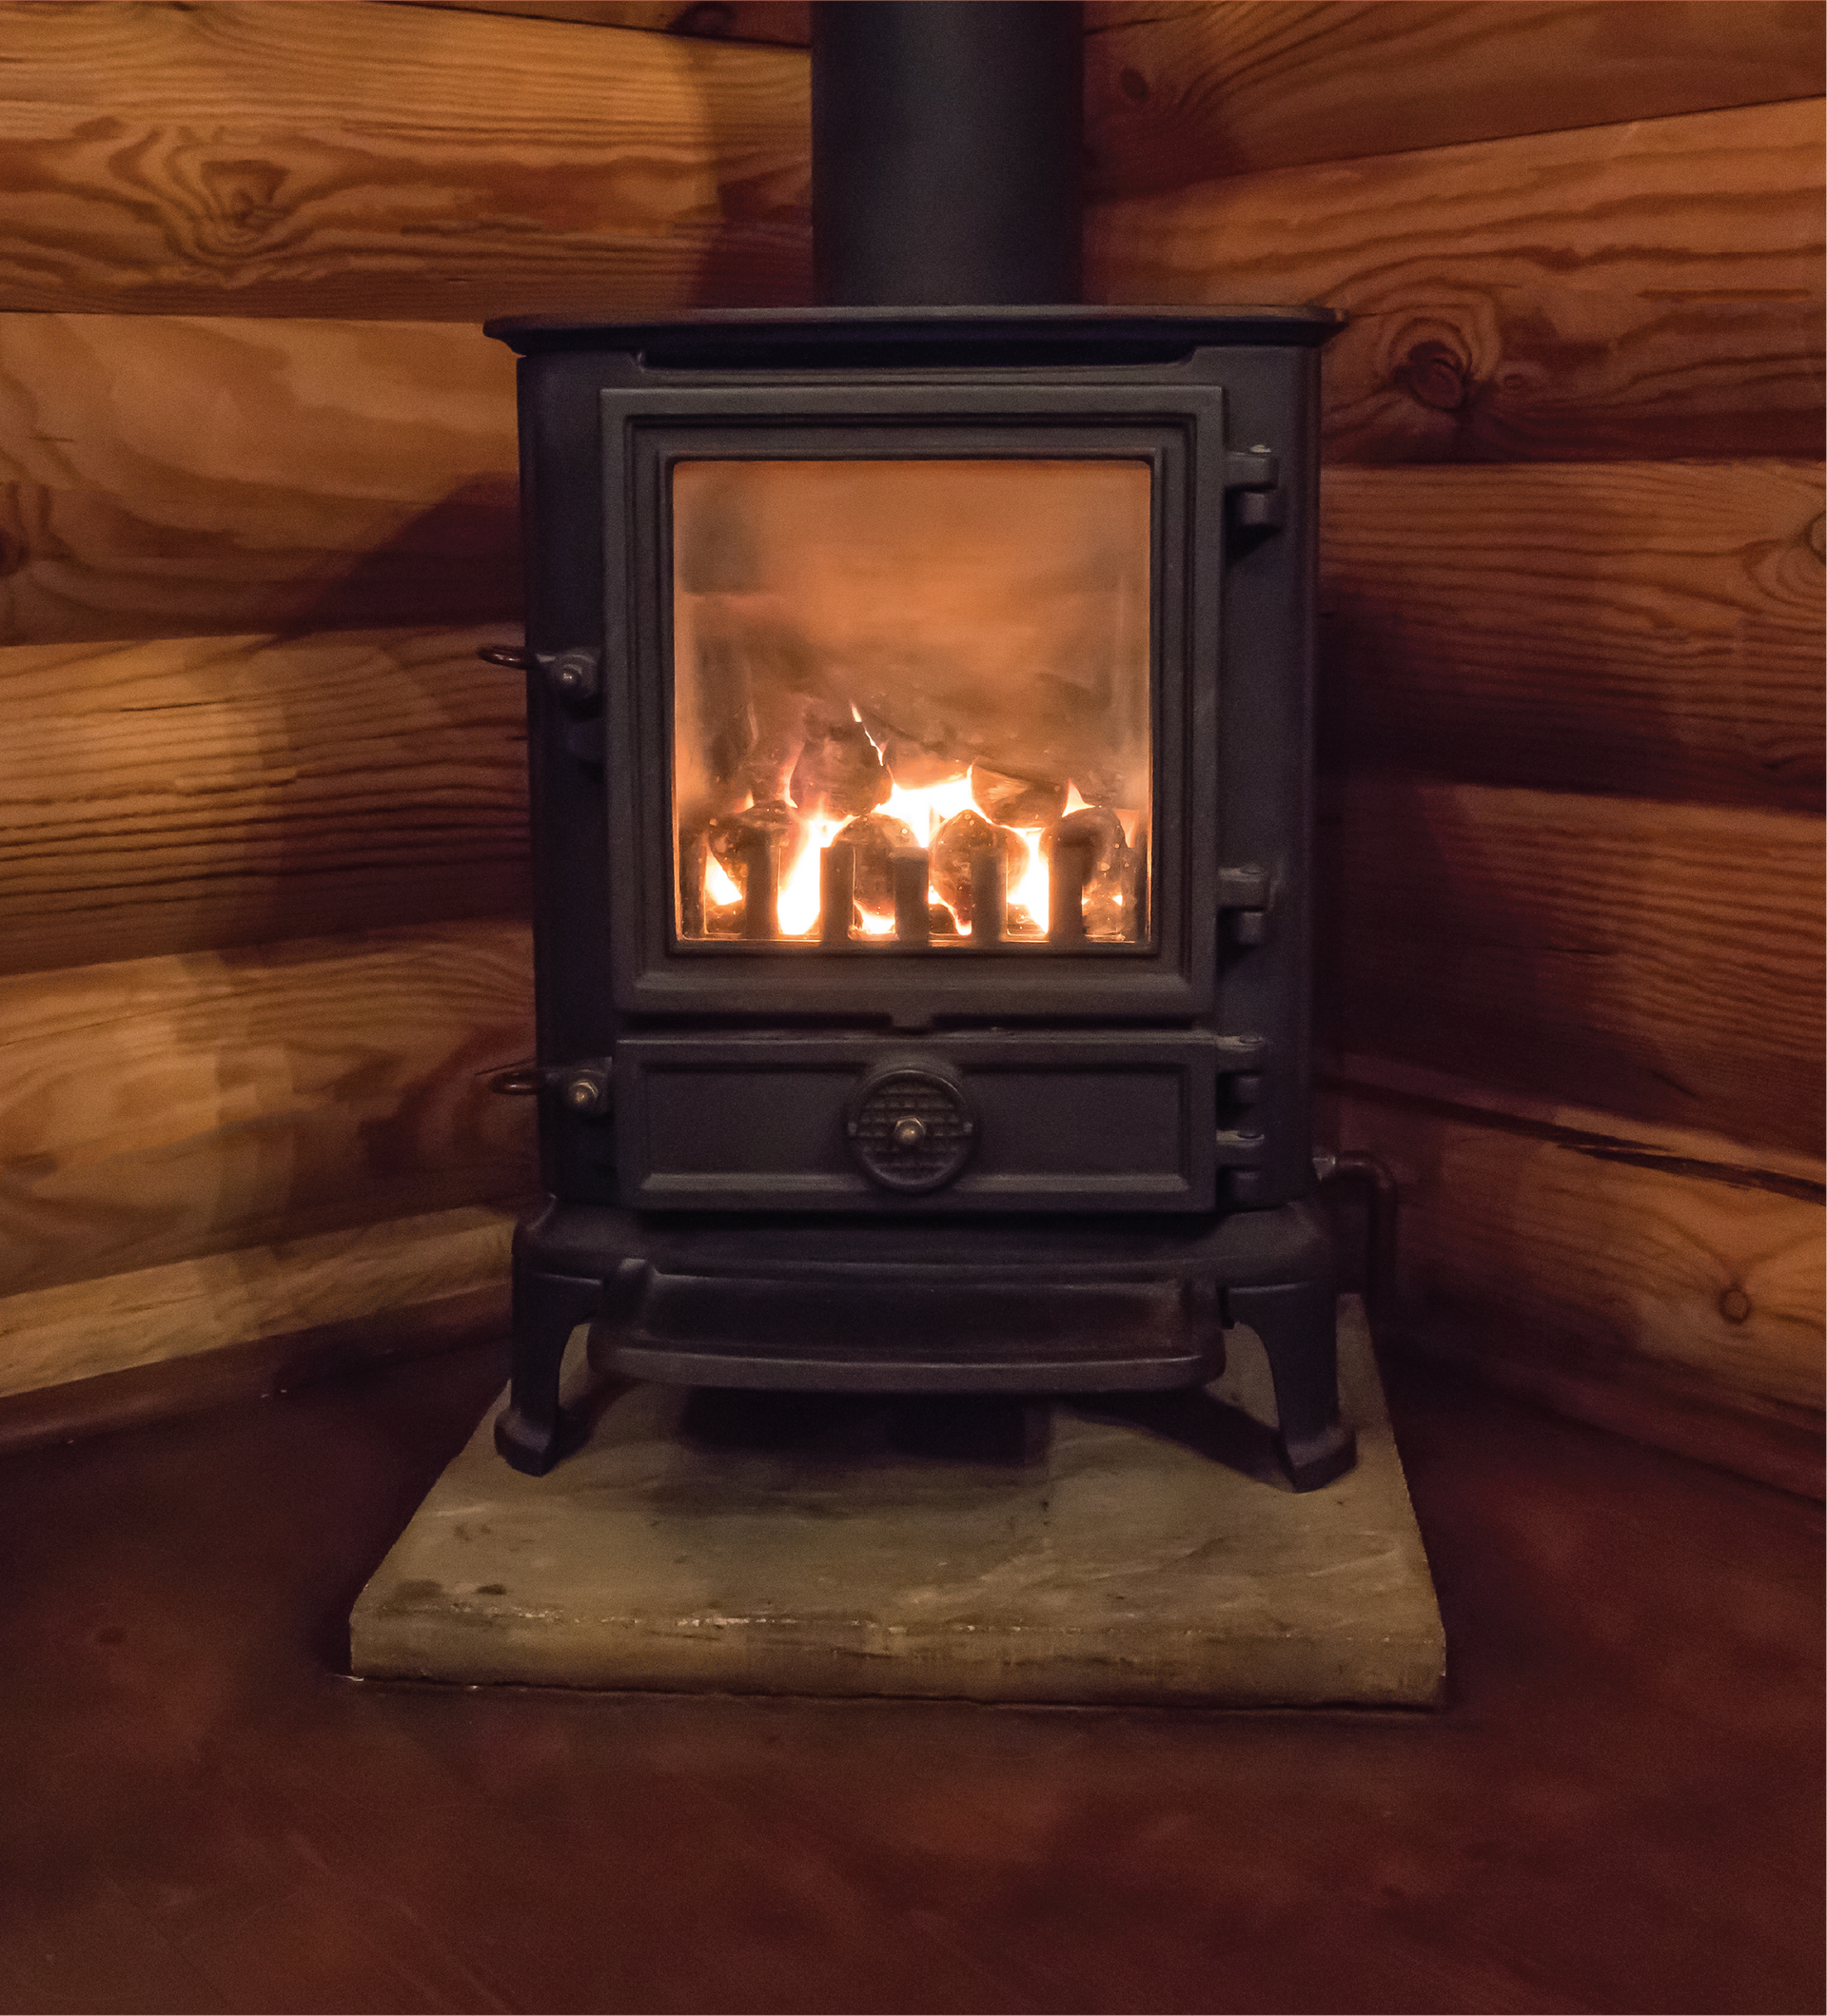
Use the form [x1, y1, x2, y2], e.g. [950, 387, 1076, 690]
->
[0, 0, 1819, 1491]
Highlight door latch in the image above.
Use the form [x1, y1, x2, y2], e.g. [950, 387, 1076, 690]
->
[483, 1059, 613, 1117]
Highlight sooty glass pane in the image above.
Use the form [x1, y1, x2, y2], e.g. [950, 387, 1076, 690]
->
[671, 460, 1152, 949]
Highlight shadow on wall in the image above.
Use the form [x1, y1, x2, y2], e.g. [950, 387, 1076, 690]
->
[674, 25, 812, 310]
[286, 479, 521, 636]
[0, 315, 527, 649]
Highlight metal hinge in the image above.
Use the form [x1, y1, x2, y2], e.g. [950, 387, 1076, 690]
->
[1218, 865, 1272, 947]
[1223, 445, 1286, 534]
[1214, 1125, 1266, 1165]
[1214, 1124, 1270, 1206]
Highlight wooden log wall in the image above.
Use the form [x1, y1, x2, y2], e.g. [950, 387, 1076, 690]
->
[0, 1, 1819, 1488]
[1078, 2, 1825, 1483]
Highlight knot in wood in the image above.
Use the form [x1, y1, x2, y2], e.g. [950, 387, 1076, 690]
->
[669, 3, 737, 38]
[1396, 340, 1469, 413]
[198, 158, 288, 246]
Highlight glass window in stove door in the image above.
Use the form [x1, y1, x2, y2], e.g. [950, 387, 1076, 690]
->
[671, 458, 1152, 948]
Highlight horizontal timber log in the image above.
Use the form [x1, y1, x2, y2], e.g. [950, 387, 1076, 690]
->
[380, 0, 812, 42]
[0, 314, 519, 646]
[1321, 460, 1826, 811]
[1085, 3, 1825, 195]
[8, 278, 1818, 652]
[11, 471, 1808, 980]
[0, 1201, 514, 1403]
[1090, 97, 1826, 463]
[3, 0, 1817, 447]
[0, 0, 809, 320]
[387, 3, 1827, 202]
[0, 920, 536, 1298]
[0, 627, 531, 974]
[0, 1275, 507, 1458]
[1320, 779, 1825, 1156]
[1322, 1051, 1827, 1191]
[1331, 1085, 1824, 1482]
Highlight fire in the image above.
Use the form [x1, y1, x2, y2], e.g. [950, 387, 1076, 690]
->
[704, 768, 1140, 943]
[776, 811, 850, 935]
[704, 853, 741, 907]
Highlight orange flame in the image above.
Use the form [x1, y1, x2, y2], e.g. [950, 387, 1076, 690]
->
[708, 769, 1139, 941]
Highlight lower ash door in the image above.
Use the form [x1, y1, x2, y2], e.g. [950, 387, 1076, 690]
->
[614, 1034, 1220, 1212]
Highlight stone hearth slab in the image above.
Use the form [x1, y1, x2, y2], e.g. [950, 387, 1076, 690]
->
[351, 1298, 1444, 1707]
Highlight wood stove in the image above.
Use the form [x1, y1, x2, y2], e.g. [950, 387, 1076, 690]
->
[482, 3, 1353, 1492]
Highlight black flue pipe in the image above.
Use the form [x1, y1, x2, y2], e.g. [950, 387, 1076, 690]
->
[812, 0, 1084, 307]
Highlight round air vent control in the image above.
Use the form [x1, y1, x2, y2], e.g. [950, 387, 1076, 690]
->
[845, 1067, 976, 1194]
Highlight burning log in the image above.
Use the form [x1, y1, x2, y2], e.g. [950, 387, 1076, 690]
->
[1043, 806, 1133, 941]
[790, 714, 891, 819]
[971, 764, 1067, 828]
[931, 810, 1028, 931]
[874, 726, 965, 793]
[708, 798, 802, 866]
[833, 812, 919, 920]
[708, 798, 803, 938]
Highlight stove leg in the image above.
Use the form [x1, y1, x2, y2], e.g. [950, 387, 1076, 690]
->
[495, 1262, 603, 1476]
[1227, 1277, 1356, 1492]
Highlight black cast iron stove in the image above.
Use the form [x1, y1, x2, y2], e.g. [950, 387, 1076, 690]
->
[483, 1, 1354, 1491]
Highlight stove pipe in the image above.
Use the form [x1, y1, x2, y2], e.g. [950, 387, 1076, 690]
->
[811, 0, 1084, 308]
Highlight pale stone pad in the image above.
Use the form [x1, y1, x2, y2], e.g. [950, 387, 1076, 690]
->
[352, 1298, 1444, 1707]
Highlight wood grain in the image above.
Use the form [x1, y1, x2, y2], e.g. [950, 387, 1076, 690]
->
[0, 920, 536, 1298]
[1085, 4, 1826, 197]
[0, 314, 520, 646]
[381, 0, 812, 43]
[1321, 460, 1826, 810]
[1332, 1086, 1824, 1422]
[1090, 97, 1826, 463]
[0, 1275, 509, 1458]
[0, 1201, 514, 1401]
[9, 318, 1820, 659]
[0, 626, 530, 975]
[1321, 1048, 1827, 1190]
[1320, 779, 1826, 1155]
[391, 2, 1827, 199]
[0, 0, 810, 321]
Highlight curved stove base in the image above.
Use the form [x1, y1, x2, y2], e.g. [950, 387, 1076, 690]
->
[495, 1200, 1355, 1493]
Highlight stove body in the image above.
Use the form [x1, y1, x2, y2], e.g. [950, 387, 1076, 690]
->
[486, 303, 1354, 1490]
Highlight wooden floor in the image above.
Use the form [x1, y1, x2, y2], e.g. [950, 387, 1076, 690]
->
[0, 1341, 1818, 2015]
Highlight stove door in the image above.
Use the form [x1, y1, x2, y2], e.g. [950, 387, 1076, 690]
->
[605, 392, 1225, 1025]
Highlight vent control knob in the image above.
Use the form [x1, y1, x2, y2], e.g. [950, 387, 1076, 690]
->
[846, 1067, 976, 1194]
